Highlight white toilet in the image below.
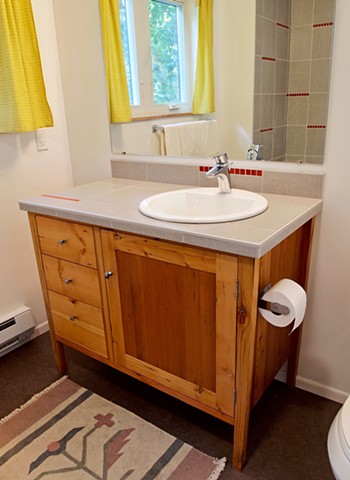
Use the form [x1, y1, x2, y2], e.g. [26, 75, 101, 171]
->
[328, 395, 350, 479]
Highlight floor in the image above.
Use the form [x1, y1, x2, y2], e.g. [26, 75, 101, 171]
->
[0, 333, 340, 480]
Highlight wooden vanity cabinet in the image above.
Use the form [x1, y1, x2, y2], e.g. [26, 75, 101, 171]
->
[100, 230, 237, 422]
[29, 215, 112, 369]
[28, 212, 314, 472]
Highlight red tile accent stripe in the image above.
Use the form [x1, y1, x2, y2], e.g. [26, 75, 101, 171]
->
[307, 125, 326, 129]
[260, 128, 273, 132]
[276, 22, 289, 29]
[313, 22, 334, 28]
[42, 194, 80, 202]
[287, 93, 310, 97]
[199, 167, 263, 177]
[262, 56, 276, 61]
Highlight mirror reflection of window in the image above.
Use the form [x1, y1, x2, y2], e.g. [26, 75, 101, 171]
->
[120, 0, 139, 106]
[120, 0, 194, 117]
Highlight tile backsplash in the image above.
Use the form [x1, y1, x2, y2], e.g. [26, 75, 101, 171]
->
[111, 159, 324, 199]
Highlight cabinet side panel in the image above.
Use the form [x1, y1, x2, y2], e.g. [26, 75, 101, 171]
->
[253, 221, 312, 405]
[117, 251, 217, 391]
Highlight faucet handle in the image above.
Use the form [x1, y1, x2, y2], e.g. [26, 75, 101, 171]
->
[210, 152, 229, 165]
[247, 144, 264, 160]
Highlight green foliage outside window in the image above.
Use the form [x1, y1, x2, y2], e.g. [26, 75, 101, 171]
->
[119, 0, 134, 104]
[149, 0, 182, 105]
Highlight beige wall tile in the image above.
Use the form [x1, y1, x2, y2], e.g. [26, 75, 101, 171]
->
[148, 164, 199, 186]
[231, 175, 263, 192]
[274, 94, 288, 126]
[263, 171, 323, 197]
[305, 155, 324, 164]
[256, 0, 264, 16]
[255, 15, 263, 57]
[253, 128, 262, 142]
[254, 94, 262, 131]
[261, 94, 274, 128]
[312, 26, 333, 58]
[273, 126, 287, 158]
[286, 126, 306, 155]
[308, 93, 329, 124]
[275, 60, 289, 93]
[277, 0, 291, 25]
[111, 161, 148, 181]
[291, 0, 314, 26]
[291, 0, 313, 27]
[310, 58, 331, 92]
[254, 57, 262, 94]
[276, 25, 290, 60]
[264, 0, 277, 20]
[313, 0, 335, 24]
[199, 172, 216, 188]
[287, 96, 309, 125]
[290, 26, 312, 60]
[261, 17, 277, 58]
[288, 60, 311, 92]
[260, 129, 273, 160]
[285, 154, 305, 163]
[261, 59, 276, 93]
[306, 128, 326, 156]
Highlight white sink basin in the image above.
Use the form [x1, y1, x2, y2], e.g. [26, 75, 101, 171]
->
[139, 187, 268, 223]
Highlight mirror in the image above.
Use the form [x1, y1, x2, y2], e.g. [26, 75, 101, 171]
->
[107, 0, 335, 164]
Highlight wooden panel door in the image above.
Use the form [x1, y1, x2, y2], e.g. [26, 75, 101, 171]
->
[101, 230, 237, 420]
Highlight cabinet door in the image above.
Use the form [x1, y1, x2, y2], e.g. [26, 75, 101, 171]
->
[101, 230, 237, 419]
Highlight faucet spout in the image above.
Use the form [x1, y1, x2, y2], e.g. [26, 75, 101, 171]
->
[206, 153, 232, 193]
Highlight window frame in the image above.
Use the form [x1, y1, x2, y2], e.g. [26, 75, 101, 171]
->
[121, 0, 196, 118]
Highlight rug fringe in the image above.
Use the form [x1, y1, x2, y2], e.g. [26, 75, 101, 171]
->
[207, 457, 227, 480]
[0, 375, 68, 425]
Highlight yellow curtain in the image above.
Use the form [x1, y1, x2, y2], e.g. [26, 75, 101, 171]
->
[99, 0, 131, 123]
[0, 0, 53, 133]
[192, 0, 215, 114]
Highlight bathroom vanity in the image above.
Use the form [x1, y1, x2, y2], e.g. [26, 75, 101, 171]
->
[20, 178, 322, 471]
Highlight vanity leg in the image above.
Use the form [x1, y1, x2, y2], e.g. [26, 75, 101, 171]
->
[233, 392, 251, 471]
[233, 257, 260, 471]
[51, 338, 67, 375]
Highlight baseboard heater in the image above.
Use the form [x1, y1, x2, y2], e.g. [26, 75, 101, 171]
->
[0, 306, 35, 357]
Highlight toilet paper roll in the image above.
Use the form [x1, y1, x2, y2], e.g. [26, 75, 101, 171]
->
[258, 279, 307, 333]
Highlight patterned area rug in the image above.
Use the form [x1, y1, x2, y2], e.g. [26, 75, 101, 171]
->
[0, 377, 226, 479]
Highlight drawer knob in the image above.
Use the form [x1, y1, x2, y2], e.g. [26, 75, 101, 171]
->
[64, 278, 73, 285]
[58, 239, 67, 245]
[69, 315, 77, 321]
[104, 271, 113, 279]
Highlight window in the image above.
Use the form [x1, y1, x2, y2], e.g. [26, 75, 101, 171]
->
[120, 0, 139, 105]
[120, 0, 195, 117]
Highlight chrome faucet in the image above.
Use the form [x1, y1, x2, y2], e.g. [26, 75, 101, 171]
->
[206, 152, 232, 194]
[247, 144, 264, 160]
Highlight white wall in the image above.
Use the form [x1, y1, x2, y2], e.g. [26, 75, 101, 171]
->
[0, 0, 72, 333]
[53, 0, 112, 185]
[297, 0, 350, 402]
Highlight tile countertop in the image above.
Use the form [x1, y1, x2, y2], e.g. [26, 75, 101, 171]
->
[19, 178, 322, 259]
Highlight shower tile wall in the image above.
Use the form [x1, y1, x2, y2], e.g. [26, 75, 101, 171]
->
[254, 0, 335, 163]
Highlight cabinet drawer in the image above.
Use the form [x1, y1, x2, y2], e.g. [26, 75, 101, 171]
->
[36, 216, 97, 268]
[48, 291, 107, 358]
[43, 255, 101, 308]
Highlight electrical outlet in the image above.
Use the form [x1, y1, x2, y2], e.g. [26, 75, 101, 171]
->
[35, 129, 49, 151]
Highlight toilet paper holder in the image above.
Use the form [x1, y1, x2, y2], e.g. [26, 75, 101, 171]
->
[258, 283, 290, 316]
